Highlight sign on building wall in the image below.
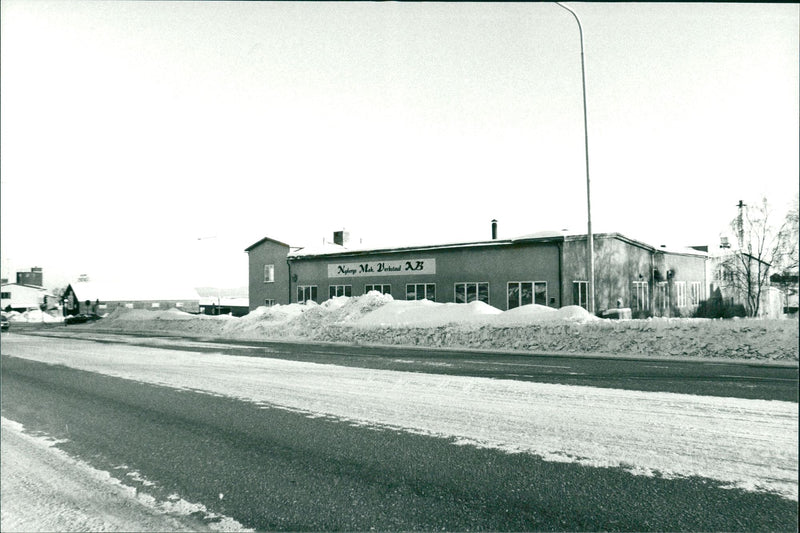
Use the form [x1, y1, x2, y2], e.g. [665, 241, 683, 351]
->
[328, 258, 436, 278]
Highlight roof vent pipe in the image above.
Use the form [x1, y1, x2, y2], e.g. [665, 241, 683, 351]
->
[491, 219, 498, 240]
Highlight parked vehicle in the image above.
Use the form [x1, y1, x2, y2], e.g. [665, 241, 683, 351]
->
[64, 313, 102, 325]
[1, 314, 9, 331]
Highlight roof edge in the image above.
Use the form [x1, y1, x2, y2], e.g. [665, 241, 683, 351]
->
[245, 236, 292, 252]
[286, 237, 567, 260]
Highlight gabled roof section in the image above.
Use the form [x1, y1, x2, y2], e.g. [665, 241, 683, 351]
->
[244, 236, 292, 252]
[562, 232, 708, 258]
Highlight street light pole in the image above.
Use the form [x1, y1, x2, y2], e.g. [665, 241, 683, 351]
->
[555, 2, 595, 314]
[197, 235, 222, 315]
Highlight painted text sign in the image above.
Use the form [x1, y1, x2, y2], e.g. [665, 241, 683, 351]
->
[328, 258, 436, 278]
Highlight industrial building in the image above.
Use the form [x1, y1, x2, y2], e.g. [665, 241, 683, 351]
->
[246, 222, 708, 318]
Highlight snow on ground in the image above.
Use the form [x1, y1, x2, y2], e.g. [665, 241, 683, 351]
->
[0, 417, 252, 532]
[3, 335, 797, 501]
[88, 293, 799, 362]
[5, 309, 63, 323]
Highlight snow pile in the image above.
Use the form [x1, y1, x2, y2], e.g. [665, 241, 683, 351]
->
[100, 307, 235, 337]
[354, 298, 502, 327]
[105, 307, 216, 322]
[292, 292, 393, 325]
[65, 294, 800, 362]
[5, 310, 63, 323]
[492, 304, 596, 324]
[221, 303, 309, 337]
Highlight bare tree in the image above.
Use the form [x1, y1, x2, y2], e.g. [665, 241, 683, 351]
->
[723, 197, 796, 317]
[776, 196, 799, 272]
[769, 197, 799, 309]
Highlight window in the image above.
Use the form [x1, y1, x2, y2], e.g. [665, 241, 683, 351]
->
[1, 292, 10, 299]
[572, 281, 588, 309]
[264, 299, 276, 307]
[454, 282, 489, 304]
[264, 264, 275, 283]
[151, 302, 160, 308]
[125, 303, 134, 309]
[507, 281, 547, 309]
[297, 285, 317, 304]
[656, 282, 669, 310]
[535, 283, 547, 306]
[406, 283, 435, 301]
[689, 282, 702, 306]
[329, 285, 352, 298]
[716, 265, 735, 282]
[365, 284, 391, 295]
[632, 281, 649, 310]
[674, 281, 687, 307]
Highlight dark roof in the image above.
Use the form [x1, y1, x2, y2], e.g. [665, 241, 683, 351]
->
[288, 231, 707, 261]
[771, 272, 799, 284]
[244, 236, 292, 252]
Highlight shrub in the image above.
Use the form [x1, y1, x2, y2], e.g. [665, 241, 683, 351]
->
[693, 288, 747, 319]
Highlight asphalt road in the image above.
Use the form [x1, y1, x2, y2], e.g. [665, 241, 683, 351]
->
[22, 328, 800, 401]
[1, 339, 797, 531]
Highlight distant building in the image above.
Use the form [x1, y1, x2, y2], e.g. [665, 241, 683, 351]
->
[199, 296, 250, 317]
[707, 248, 784, 318]
[1, 283, 53, 312]
[245, 224, 708, 318]
[62, 281, 201, 315]
[1, 267, 54, 312]
[16, 267, 44, 287]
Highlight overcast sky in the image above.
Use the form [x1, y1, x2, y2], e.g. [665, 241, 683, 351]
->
[1, 1, 798, 289]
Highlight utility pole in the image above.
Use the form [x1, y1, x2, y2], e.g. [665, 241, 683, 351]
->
[736, 200, 747, 249]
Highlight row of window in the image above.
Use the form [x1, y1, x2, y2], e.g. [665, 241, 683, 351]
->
[292, 281, 551, 309]
[276, 278, 705, 310]
[631, 281, 703, 310]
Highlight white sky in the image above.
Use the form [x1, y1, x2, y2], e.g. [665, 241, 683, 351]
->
[1, 1, 798, 289]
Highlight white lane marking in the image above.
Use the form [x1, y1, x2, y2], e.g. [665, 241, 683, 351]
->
[720, 375, 798, 382]
[464, 360, 573, 369]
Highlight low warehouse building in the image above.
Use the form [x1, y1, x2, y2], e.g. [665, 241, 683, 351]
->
[246, 224, 708, 318]
[63, 281, 201, 315]
[199, 296, 250, 317]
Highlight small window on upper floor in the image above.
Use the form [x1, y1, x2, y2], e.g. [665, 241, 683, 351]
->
[265, 264, 275, 283]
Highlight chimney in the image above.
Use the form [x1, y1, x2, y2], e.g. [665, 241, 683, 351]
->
[333, 230, 350, 246]
[491, 219, 498, 240]
[17, 267, 43, 287]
